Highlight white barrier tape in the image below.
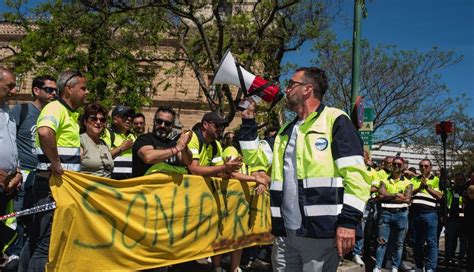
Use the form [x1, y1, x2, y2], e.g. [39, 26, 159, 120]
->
[0, 202, 56, 221]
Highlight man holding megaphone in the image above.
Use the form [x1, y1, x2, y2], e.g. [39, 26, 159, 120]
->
[211, 50, 283, 110]
[236, 66, 371, 271]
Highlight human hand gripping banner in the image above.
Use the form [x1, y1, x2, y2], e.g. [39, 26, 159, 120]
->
[46, 171, 272, 271]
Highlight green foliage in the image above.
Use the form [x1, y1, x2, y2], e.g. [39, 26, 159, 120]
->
[3, 0, 167, 110]
[312, 39, 463, 145]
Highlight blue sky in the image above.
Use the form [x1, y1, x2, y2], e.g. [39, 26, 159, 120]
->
[283, 0, 474, 115]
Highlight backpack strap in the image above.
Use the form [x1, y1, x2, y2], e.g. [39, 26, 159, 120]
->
[107, 127, 116, 148]
[16, 103, 29, 131]
[192, 128, 218, 160]
[210, 141, 218, 159]
[192, 128, 205, 155]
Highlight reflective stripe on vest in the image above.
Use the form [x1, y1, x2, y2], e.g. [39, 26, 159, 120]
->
[304, 204, 343, 216]
[381, 203, 409, 209]
[271, 177, 344, 191]
[412, 192, 438, 208]
[335, 155, 365, 169]
[212, 156, 223, 164]
[260, 140, 273, 164]
[36, 146, 80, 171]
[269, 176, 366, 218]
[303, 177, 343, 188]
[239, 138, 259, 150]
[113, 156, 132, 174]
[271, 192, 366, 218]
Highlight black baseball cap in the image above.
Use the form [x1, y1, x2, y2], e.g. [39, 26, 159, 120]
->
[202, 112, 228, 127]
[112, 105, 135, 118]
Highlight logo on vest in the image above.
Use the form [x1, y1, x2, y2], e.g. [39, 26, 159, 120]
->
[315, 138, 328, 151]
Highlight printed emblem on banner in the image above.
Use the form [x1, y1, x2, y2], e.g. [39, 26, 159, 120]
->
[315, 138, 328, 151]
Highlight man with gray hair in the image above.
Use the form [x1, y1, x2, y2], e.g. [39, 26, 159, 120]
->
[19, 70, 87, 272]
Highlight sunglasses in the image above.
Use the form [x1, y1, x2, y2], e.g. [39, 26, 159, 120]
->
[88, 115, 107, 123]
[419, 164, 430, 168]
[154, 118, 173, 127]
[286, 79, 305, 89]
[41, 86, 58, 94]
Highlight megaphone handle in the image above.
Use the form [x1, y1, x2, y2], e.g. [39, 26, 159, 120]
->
[235, 63, 248, 97]
[253, 81, 274, 96]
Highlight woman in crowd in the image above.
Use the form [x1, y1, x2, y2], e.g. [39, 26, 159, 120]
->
[79, 102, 114, 177]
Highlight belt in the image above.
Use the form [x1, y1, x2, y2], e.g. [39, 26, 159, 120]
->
[382, 207, 408, 213]
[36, 170, 51, 178]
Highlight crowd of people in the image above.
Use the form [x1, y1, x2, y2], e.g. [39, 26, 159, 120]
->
[350, 155, 474, 272]
[0, 65, 473, 272]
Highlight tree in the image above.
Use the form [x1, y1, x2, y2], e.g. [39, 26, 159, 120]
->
[3, 0, 337, 119]
[313, 39, 462, 146]
[411, 96, 474, 175]
[3, 0, 168, 109]
[125, 0, 336, 122]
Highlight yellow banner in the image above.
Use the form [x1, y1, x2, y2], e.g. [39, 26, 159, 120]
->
[47, 171, 272, 271]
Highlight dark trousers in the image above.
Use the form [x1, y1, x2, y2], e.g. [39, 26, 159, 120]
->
[18, 175, 52, 272]
[468, 227, 474, 270]
[446, 218, 467, 260]
[413, 210, 438, 270]
[7, 170, 36, 257]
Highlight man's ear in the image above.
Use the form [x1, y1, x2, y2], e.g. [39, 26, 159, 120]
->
[32, 87, 41, 97]
[62, 85, 72, 98]
[201, 121, 207, 129]
[303, 85, 314, 97]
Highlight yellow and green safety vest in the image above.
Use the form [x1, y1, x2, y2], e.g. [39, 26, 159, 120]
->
[187, 129, 223, 166]
[102, 128, 136, 179]
[411, 175, 440, 210]
[35, 99, 81, 172]
[270, 105, 370, 238]
[379, 175, 412, 209]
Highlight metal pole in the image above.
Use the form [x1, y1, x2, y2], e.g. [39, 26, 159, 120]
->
[441, 129, 449, 271]
[350, 0, 363, 114]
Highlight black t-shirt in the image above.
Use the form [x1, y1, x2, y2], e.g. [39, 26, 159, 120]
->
[132, 133, 180, 177]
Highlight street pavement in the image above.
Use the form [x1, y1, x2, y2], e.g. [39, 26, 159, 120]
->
[1, 236, 469, 271]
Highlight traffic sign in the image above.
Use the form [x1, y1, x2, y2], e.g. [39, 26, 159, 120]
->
[359, 121, 373, 131]
[360, 131, 373, 146]
[364, 108, 374, 122]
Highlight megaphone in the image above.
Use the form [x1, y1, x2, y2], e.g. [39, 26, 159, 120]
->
[212, 49, 283, 110]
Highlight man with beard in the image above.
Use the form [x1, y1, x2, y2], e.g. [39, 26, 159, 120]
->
[186, 112, 242, 178]
[373, 157, 413, 272]
[376, 156, 393, 182]
[132, 106, 193, 177]
[269, 67, 370, 271]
